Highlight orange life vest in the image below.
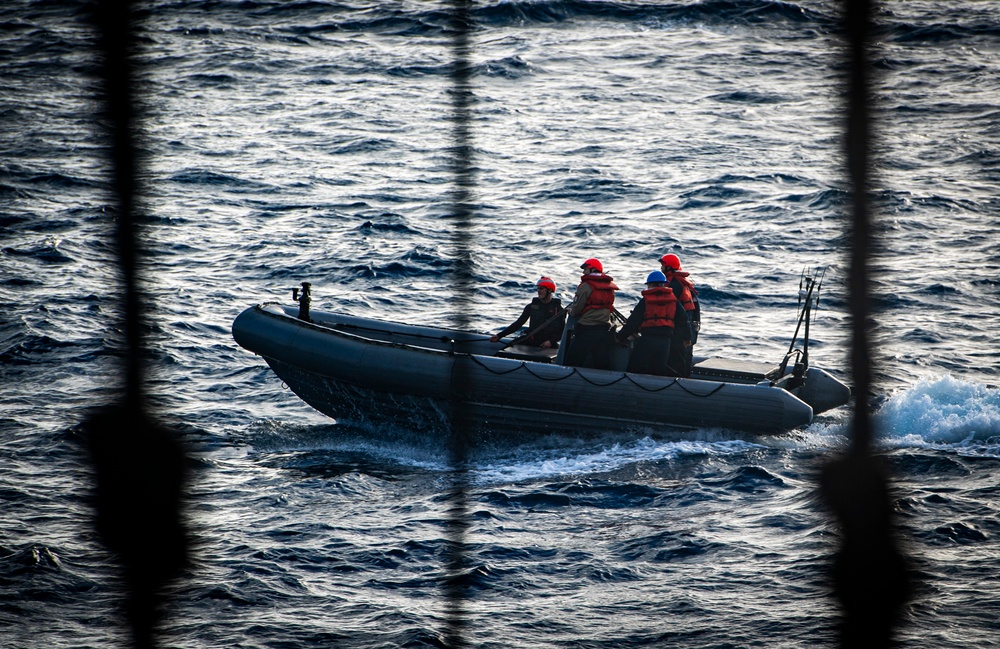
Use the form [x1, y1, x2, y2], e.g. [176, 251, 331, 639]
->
[640, 287, 677, 329]
[580, 274, 618, 312]
[666, 270, 697, 313]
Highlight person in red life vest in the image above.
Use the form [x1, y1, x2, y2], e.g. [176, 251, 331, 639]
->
[564, 257, 619, 369]
[490, 276, 566, 348]
[660, 253, 700, 377]
[615, 271, 690, 376]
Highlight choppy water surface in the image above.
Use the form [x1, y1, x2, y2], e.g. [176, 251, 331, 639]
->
[2, 0, 1000, 647]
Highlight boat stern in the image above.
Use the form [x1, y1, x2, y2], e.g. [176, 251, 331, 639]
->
[795, 367, 852, 415]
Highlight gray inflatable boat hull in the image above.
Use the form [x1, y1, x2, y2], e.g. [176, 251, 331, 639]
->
[232, 303, 850, 435]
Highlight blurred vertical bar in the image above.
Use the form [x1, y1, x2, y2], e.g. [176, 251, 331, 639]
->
[820, 0, 910, 646]
[94, 0, 142, 396]
[87, 1, 189, 647]
[444, 1, 476, 647]
[845, 0, 873, 447]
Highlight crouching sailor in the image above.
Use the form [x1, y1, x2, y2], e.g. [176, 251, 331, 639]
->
[490, 276, 566, 348]
[616, 270, 689, 377]
[564, 258, 618, 369]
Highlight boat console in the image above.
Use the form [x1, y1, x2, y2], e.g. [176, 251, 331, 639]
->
[690, 358, 784, 385]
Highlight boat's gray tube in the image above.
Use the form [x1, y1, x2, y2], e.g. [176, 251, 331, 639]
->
[233, 304, 815, 434]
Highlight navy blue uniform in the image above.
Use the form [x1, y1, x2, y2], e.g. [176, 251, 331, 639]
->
[496, 297, 565, 347]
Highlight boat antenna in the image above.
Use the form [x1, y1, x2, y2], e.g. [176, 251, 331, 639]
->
[800, 267, 826, 373]
[778, 266, 826, 380]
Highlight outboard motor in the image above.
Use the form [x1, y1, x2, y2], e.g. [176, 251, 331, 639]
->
[292, 281, 312, 322]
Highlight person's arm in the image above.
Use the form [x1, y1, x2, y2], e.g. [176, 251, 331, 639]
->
[616, 301, 645, 341]
[568, 284, 591, 317]
[491, 304, 532, 341]
[674, 304, 691, 345]
[690, 299, 701, 342]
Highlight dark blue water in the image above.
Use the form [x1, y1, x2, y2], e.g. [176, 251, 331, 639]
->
[3, 0, 1000, 646]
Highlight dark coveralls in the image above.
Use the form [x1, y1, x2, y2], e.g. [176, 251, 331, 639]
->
[495, 297, 565, 347]
[564, 323, 612, 369]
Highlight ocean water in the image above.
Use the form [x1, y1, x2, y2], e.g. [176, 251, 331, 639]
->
[2, 0, 1000, 647]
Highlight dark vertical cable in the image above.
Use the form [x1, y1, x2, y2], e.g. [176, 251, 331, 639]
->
[845, 2, 874, 452]
[86, 1, 189, 647]
[820, 1, 910, 646]
[444, 1, 476, 648]
[95, 2, 142, 399]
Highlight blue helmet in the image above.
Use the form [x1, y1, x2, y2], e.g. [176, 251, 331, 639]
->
[646, 270, 667, 284]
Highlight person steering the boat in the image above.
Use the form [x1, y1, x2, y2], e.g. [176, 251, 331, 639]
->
[660, 253, 700, 377]
[564, 258, 619, 369]
[616, 271, 690, 377]
[489, 276, 566, 348]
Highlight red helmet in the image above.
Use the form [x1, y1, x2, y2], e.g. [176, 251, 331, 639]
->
[660, 253, 682, 271]
[536, 276, 556, 292]
[581, 258, 603, 273]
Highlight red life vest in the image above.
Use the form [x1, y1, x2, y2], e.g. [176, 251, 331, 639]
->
[640, 287, 677, 328]
[580, 273, 618, 312]
[666, 270, 697, 312]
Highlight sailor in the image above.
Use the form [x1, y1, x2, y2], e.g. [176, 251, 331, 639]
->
[660, 253, 700, 377]
[616, 271, 689, 376]
[564, 258, 619, 369]
[490, 276, 566, 348]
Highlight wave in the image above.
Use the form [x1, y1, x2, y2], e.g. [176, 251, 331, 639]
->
[24, 172, 100, 190]
[0, 332, 72, 366]
[708, 89, 788, 105]
[239, 374, 1000, 477]
[476, 0, 827, 29]
[169, 168, 274, 190]
[472, 435, 769, 483]
[347, 259, 445, 279]
[0, 544, 64, 577]
[144, 0, 830, 38]
[0, 187, 37, 207]
[240, 413, 779, 482]
[385, 52, 537, 79]
[477, 55, 538, 79]
[528, 175, 655, 202]
[355, 219, 420, 235]
[882, 9, 1000, 45]
[1, 238, 74, 265]
[875, 375, 1000, 449]
[142, 0, 1000, 52]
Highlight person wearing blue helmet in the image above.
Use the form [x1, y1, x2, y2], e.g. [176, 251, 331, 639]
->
[615, 270, 690, 376]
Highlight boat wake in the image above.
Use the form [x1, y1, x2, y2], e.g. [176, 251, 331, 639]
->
[236, 376, 1000, 482]
[470, 434, 768, 484]
[875, 375, 1000, 455]
[241, 418, 790, 483]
